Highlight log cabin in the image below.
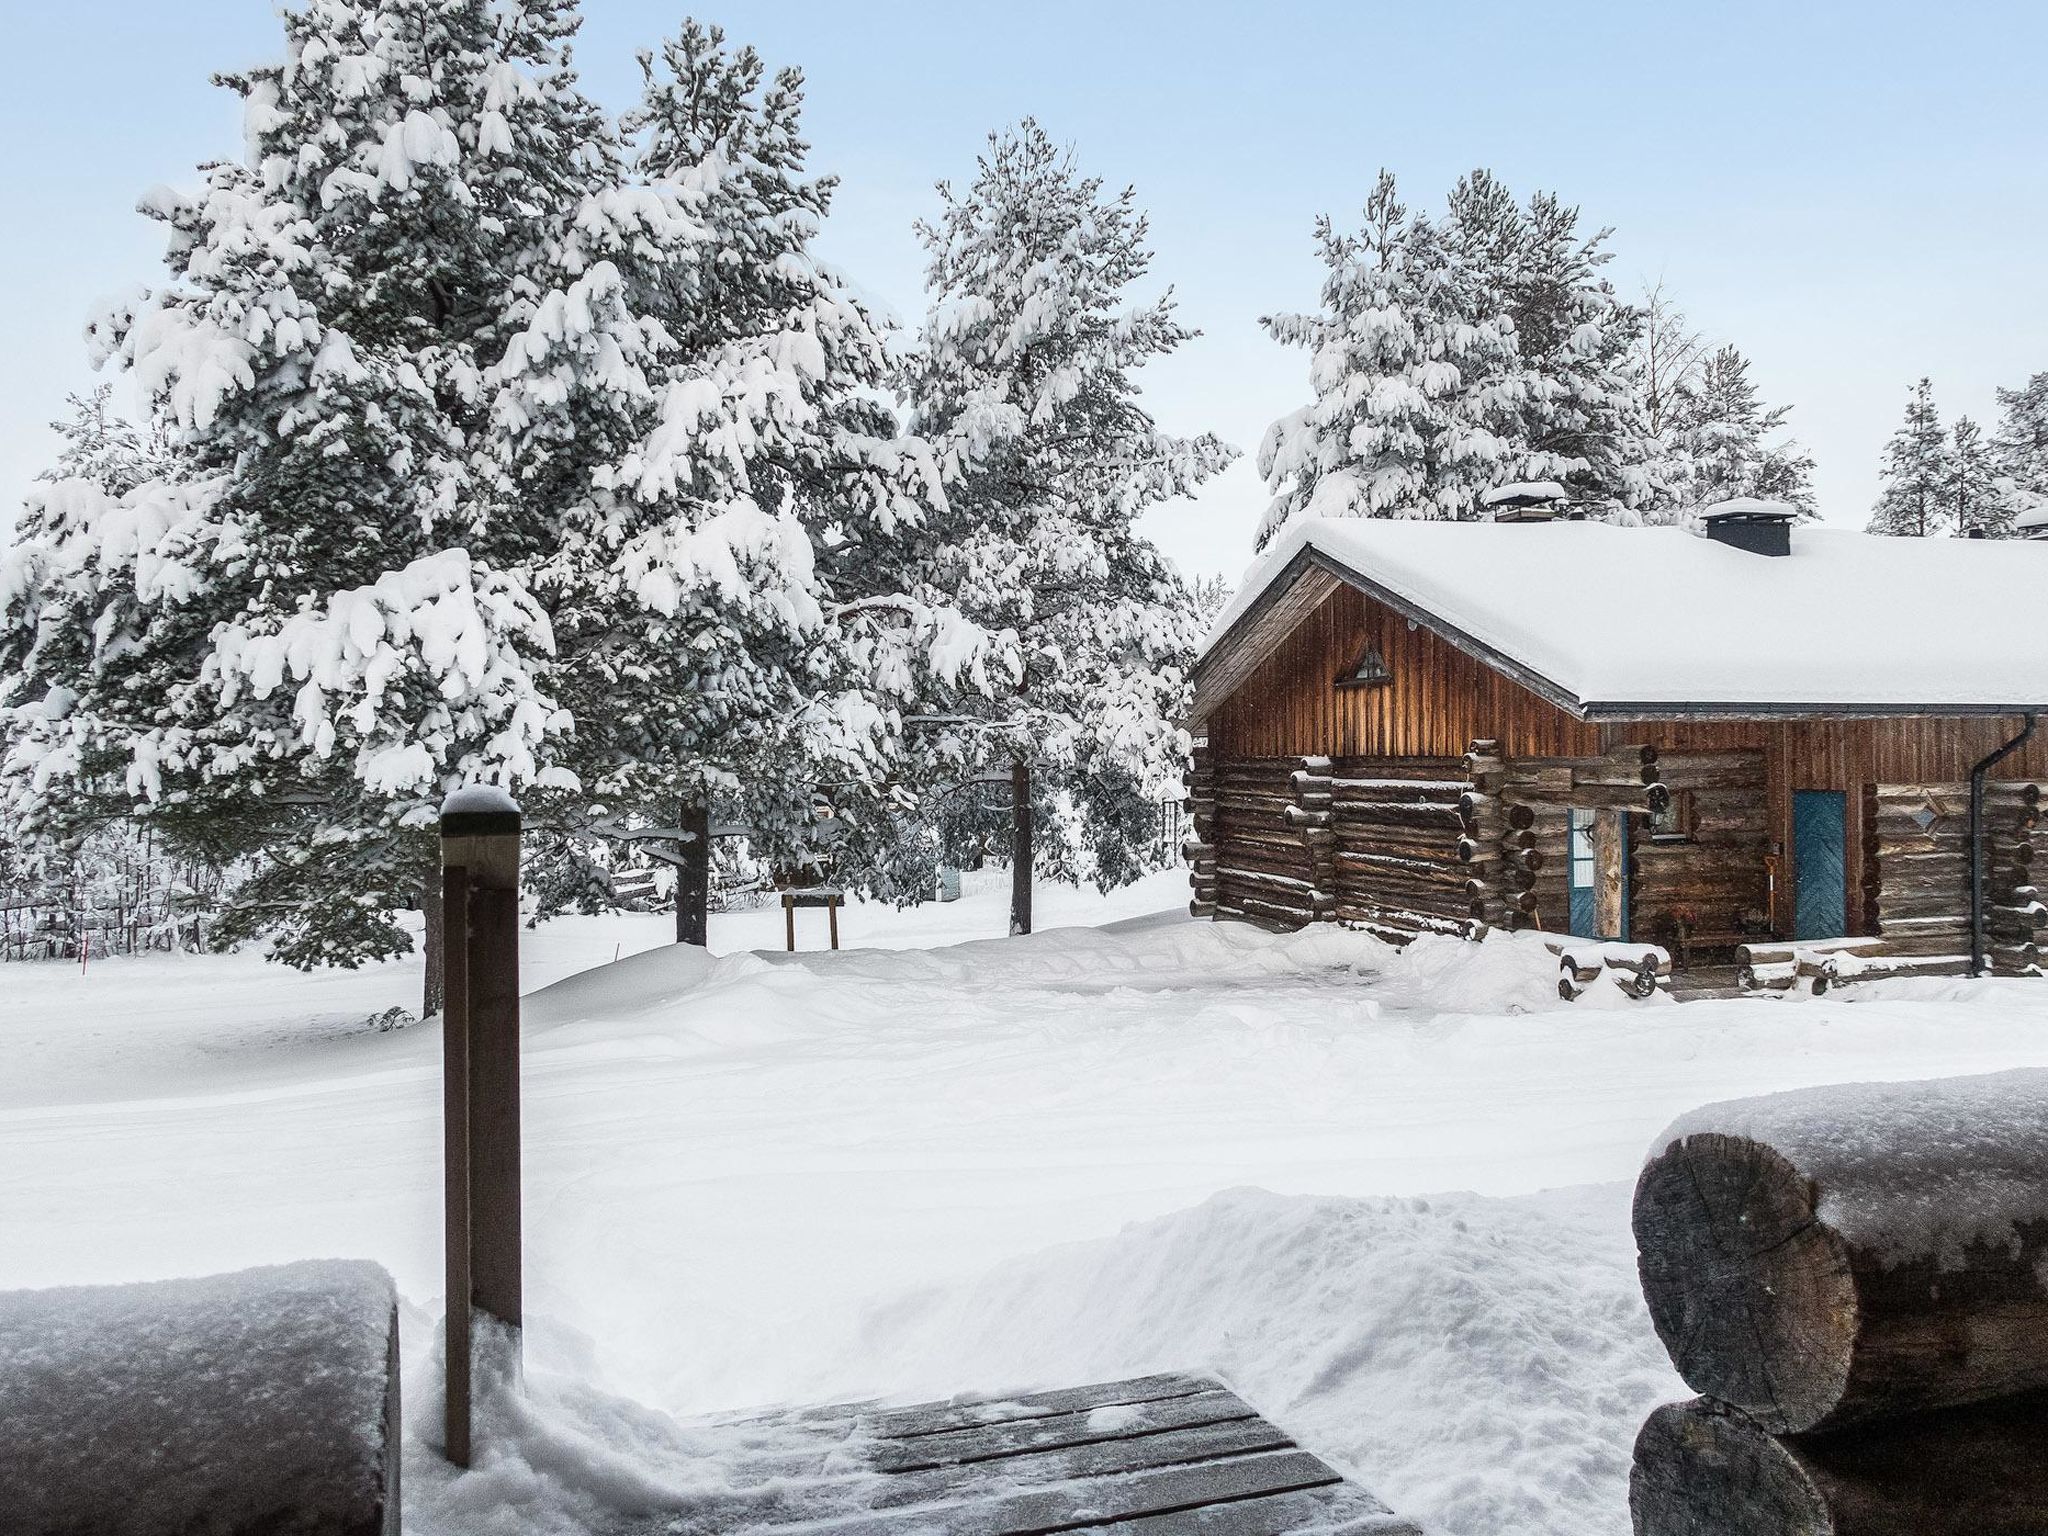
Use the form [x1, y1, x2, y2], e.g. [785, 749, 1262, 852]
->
[1184, 500, 2048, 984]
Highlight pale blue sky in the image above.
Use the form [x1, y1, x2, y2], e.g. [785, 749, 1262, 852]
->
[4, 1, 2044, 579]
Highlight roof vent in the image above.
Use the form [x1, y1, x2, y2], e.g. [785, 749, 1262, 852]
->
[1480, 481, 1574, 524]
[1700, 497, 1796, 557]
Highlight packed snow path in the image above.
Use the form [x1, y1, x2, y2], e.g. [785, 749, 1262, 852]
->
[9, 871, 2048, 1534]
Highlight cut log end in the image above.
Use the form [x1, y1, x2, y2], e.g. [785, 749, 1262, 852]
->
[1630, 1400, 1831, 1536]
[1633, 1133, 1858, 1435]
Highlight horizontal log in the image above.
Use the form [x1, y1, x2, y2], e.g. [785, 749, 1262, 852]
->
[1630, 1394, 2048, 1536]
[1634, 1071, 2048, 1434]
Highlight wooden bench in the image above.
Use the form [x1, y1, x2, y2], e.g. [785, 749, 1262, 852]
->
[654, 1371, 1416, 1534]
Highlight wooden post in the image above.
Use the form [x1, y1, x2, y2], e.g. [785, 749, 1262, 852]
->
[827, 895, 840, 950]
[440, 788, 523, 1468]
[675, 797, 710, 948]
[1011, 760, 1034, 937]
[784, 893, 796, 952]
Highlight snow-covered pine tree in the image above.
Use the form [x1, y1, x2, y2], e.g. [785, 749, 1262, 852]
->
[1992, 371, 2048, 498]
[2, 5, 1012, 996]
[0, 0, 632, 1010]
[530, 21, 1010, 945]
[1673, 346, 1816, 514]
[1867, 379, 1953, 536]
[1946, 416, 2011, 537]
[1258, 169, 1653, 546]
[1257, 171, 1520, 545]
[898, 121, 1233, 935]
[1441, 171, 1647, 511]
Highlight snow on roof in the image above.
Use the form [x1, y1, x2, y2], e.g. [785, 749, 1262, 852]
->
[1479, 481, 1569, 506]
[2017, 499, 2048, 533]
[1698, 497, 1797, 521]
[1202, 518, 2048, 713]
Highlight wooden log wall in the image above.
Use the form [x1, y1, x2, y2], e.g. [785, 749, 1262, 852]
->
[1185, 753, 1334, 930]
[1868, 781, 2043, 975]
[1322, 755, 1474, 942]
[1463, 741, 1668, 933]
[1628, 750, 1771, 954]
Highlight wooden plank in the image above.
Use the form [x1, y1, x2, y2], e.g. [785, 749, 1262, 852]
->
[1083, 1482, 1422, 1535]
[797, 1448, 1344, 1536]
[869, 1417, 1298, 1508]
[870, 1389, 1260, 1473]
[862, 1373, 1213, 1440]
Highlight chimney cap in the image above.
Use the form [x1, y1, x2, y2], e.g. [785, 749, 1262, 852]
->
[1699, 497, 1798, 523]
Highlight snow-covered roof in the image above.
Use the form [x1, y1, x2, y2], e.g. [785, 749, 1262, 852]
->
[1197, 518, 2048, 718]
[2017, 500, 2048, 535]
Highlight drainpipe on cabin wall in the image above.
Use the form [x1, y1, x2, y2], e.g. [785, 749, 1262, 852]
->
[1970, 713, 2038, 978]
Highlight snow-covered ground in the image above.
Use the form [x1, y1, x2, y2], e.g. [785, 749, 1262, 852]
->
[7, 869, 2048, 1535]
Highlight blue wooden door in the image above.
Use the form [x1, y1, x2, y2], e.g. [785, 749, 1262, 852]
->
[1794, 790, 1847, 940]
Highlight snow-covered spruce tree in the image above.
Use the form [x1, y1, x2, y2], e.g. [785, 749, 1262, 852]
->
[0, 0, 627, 1010]
[1257, 169, 1649, 546]
[1867, 379, 1953, 536]
[1946, 416, 2011, 537]
[1257, 172, 1520, 544]
[530, 22, 1009, 944]
[1993, 371, 2048, 499]
[898, 121, 1232, 935]
[1670, 346, 1815, 514]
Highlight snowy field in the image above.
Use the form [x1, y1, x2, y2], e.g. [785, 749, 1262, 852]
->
[8, 872, 2048, 1535]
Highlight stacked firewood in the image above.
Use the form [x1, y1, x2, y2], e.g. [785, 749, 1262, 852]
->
[1629, 1073, 2048, 1535]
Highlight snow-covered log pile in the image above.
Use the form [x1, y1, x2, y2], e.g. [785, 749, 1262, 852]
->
[1542, 935, 1672, 1001]
[0, 1259, 400, 1536]
[1628, 1070, 2048, 1534]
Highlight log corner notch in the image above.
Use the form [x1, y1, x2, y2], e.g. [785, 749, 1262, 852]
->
[1184, 742, 1217, 918]
[1463, 739, 1667, 934]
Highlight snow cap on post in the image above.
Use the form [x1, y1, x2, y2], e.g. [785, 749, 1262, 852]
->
[439, 785, 521, 837]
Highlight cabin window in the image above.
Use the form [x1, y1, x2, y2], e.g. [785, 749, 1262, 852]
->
[1649, 789, 1694, 842]
[1335, 642, 1392, 689]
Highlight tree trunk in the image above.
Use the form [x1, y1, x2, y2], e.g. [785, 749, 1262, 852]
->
[1010, 760, 1033, 937]
[675, 797, 710, 947]
[1630, 1395, 2048, 1536]
[422, 874, 446, 1019]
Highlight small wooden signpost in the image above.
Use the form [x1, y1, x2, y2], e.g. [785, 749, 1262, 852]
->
[439, 787, 524, 1468]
